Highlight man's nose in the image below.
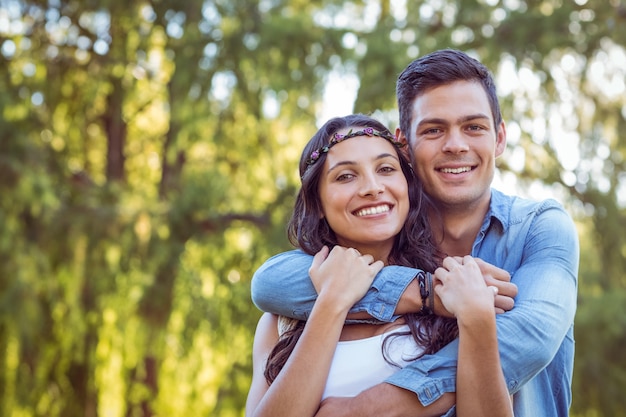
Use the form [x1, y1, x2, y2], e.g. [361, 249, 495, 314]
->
[442, 129, 470, 153]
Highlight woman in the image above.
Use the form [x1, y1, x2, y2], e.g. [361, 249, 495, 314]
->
[245, 114, 512, 417]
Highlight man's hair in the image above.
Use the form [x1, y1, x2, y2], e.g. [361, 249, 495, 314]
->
[396, 49, 503, 143]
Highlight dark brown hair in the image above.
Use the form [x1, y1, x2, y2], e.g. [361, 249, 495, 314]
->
[396, 49, 502, 146]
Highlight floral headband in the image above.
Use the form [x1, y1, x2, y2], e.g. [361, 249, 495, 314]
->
[305, 127, 405, 166]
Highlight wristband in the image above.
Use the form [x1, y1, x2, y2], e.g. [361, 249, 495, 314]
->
[426, 272, 435, 312]
[416, 271, 431, 314]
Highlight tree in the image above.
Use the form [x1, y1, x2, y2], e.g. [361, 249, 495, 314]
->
[0, 0, 624, 416]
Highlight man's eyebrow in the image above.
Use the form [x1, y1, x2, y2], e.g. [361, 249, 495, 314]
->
[416, 113, 491, 128]
[416, 117, 448, 128]
[326, 153, 399, 174]
[458, 113, 491, 123]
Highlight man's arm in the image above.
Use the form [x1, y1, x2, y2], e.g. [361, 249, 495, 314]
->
[251, 250, 516, 321]
[316, 385, 455, 417]
[319, 203, 578, 416]
[491, 204, 579, 392]
[251, 249, 417, 322]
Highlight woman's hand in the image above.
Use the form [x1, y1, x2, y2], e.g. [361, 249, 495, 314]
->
[430, 257, 516, 317]
[309, 246, 383, 311]
[433, 255, 497, 318]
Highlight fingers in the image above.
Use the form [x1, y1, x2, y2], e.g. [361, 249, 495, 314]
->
[348, 251, 383, 276]
[485, 278, 518, 298]
[475, 258, 511, 283]
[369, 259, 384, 275]
[359, 253, 374, 265]
[439, 256, 481, 282]
[494, 294, 515, 313]
[309, 245, 330, 275]
[335, 247, 379, 266]
[473, 258, 518, 301]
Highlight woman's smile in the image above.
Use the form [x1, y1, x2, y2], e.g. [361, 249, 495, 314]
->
[318, 132, 409, 258]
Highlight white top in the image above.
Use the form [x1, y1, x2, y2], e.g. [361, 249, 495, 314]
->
[322, 325, 423, 400]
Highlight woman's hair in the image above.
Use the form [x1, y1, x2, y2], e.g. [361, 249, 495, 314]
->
[264, 114, 457, 384]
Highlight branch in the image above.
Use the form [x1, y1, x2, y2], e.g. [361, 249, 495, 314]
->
[198, 212, 271, 232]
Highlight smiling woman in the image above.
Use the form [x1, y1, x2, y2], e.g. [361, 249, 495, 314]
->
[288, 115, 437, 269]
[317, 132, 409, 262]
[245, 114, 462, 417]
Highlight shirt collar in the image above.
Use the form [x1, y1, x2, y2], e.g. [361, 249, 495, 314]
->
[483, 188, 508, 233]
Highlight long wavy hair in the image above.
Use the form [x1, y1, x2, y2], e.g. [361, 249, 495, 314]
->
[265, 114, 458, 383]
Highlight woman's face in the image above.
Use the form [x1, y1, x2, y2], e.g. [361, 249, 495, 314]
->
[318, 130, 409, 259]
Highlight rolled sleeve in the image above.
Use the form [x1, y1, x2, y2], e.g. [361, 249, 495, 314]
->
[385, 339, 458, 408]
[251, 250, 421, 322]
[355, 265, 418, 322]
[251, 250, 317, 319]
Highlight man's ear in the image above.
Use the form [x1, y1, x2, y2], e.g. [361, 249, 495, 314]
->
[396, 128, 411, 159]
[495, 121, 507, 158]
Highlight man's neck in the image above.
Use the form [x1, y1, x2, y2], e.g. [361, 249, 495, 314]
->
[431, 200, 490, 257]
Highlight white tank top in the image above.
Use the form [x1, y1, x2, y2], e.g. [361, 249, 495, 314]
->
[322, 325, 423, 400]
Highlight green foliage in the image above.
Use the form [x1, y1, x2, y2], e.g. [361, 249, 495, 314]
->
[0, 0, 624, 416]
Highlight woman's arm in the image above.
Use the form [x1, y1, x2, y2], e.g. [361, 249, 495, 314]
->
[434, 256, 513, 417]
[245, 313, 279, 416]
[246, 246, 383, 417]
[246, 301, 347, 417]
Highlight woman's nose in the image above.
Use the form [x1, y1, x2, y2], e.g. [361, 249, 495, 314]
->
[359, 174, 384, 197]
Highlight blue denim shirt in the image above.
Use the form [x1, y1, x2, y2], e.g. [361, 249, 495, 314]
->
[251, 189, 579, 417]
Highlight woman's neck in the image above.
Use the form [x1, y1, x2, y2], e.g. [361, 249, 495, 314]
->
[342, 242, 392, 265]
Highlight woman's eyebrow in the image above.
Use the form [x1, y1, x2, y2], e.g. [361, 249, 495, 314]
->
[326, 153, 399, 174]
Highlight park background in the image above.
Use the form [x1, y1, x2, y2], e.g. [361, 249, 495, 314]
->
[0, 0, 624, 416]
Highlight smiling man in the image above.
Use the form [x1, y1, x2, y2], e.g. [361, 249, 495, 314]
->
[251, 49, 579, 417]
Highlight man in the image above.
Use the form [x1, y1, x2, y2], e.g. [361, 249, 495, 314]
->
[251, 49, 579, 416]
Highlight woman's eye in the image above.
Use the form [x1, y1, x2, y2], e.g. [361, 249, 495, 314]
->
[336, 173, 355, 181]
[379, 166, 396, 173]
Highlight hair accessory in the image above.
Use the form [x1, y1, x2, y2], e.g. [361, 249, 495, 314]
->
[306, 127, 404, 166]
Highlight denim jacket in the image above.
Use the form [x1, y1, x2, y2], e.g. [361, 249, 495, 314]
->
[251, 189, 579, 416]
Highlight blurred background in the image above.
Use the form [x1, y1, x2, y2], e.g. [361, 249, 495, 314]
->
[0, 0, 624, 416]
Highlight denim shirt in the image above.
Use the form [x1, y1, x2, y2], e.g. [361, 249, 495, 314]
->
[251, 189, 579, 417]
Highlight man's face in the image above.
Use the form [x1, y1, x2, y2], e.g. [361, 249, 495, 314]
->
[402, 80, 506, 211]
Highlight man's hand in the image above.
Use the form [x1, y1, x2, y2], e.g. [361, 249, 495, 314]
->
[474, 258, 517, 313]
